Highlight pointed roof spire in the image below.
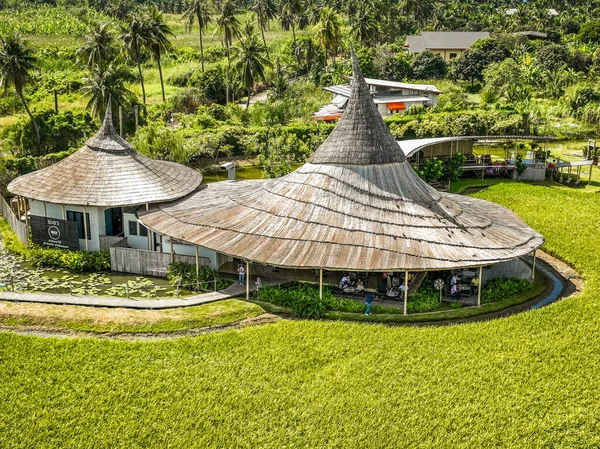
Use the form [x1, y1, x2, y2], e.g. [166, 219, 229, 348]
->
[85, 97, 132, 152]
[308, 47, 407, 165]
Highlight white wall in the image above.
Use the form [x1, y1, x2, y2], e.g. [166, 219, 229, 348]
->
[123, 212, 150, 250]
[161, 237, 223, 269]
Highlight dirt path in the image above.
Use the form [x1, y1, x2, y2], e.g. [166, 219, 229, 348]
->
[0, 313, 282, 340]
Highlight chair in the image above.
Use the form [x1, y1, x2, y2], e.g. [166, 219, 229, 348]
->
[376, 280, 388, 295]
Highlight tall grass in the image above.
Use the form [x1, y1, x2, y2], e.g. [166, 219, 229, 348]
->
[2, 182, 600, 447]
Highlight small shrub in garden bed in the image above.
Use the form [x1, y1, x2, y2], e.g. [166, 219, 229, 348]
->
[481, 277, 531, 304]
[167, 261, 232, 292]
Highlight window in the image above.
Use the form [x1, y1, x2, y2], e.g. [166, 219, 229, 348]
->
[128, 220, 138, 236]
[66, 210, 90, 240]
[139, 224, 148, 237]
[449, 52, 458, 59]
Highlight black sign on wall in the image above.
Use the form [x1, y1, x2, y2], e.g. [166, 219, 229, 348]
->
[30, 215, 80, 251]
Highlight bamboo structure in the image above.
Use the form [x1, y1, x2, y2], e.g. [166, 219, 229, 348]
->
[8, 102, 202, 208]
[140, 51, 544, 273]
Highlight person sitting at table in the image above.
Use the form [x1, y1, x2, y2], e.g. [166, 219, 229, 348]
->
[356, 278, 366, 293]
[451, 282, 462, 300]
[339, 275, 349, 289]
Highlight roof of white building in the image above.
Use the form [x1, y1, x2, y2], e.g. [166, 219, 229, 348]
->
[405, 32, 490, 52]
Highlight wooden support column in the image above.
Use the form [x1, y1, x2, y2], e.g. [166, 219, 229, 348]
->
[43, 202, 47, 218]
[319, 269, 323, 301]
[119, 105, 123, 137]
[403, 270, 409, 315]
[195, 246, 199, 278]
[83, 206, 89, 251]
[589, 164, 594, 182]
[146, 203, 151, 251]
[477, 266, 482, 306]
[170, 238, 175, 263]
[61, 204, 66, 220]
[16, 197, 22, 222]
[532, 250, 537, 281]
[246, 260, 251, 300]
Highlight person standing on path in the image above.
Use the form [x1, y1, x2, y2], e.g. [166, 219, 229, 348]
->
[238, 264, 246, 285]
[364, 295, 375, 315]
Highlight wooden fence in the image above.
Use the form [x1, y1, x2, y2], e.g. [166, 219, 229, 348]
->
[99, 235, 128, 250]
[110, 246, 210, 278]
[0, 196, 27, 244]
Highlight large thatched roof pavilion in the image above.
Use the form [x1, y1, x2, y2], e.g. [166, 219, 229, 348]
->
[8, 103, 202, 252]
[139, 52, 544, 312]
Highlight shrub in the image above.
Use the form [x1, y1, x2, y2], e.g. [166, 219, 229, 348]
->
[481, 277, 531, 304]
[407, 286, 440, 313]
[167, 261, 230, 291]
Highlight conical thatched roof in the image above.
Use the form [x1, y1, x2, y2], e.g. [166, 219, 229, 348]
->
[139, 52, 543, 271]
[8, 103, 202, 208]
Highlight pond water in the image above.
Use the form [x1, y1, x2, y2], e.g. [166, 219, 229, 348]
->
[0, 239, 193, 299]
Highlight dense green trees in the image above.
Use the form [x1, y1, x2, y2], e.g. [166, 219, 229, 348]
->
[0, 34, 39, 148]
[411, 50, 447, 79]
[182, 0, 211, 71]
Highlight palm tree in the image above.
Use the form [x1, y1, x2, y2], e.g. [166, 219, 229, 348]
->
[76, 22, 117, 69]
[81, 63, 137, 119]
[350, 4, 378, 46]
[214, 0, 241, 103]
[233, 24, 271, 109]
[182, 0, 211, 71]
[146, 6, 175, 103]
[252, 0, 276, 58]
[280, 0, 304, 71]
[314, 7, 341, 69]
[0, 34, 39, 148]
[120, 13, 151, 105]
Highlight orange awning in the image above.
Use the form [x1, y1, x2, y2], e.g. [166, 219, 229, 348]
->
[387, 102, 406, 110]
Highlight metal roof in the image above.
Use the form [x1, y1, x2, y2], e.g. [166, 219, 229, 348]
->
[405, 31, 490, 52]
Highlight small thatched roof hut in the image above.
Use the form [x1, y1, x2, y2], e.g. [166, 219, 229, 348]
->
[8, 103, 202, 207]
[139, 53, 543, 272]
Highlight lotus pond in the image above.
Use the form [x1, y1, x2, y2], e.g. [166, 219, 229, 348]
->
[0, 241, 194, 299]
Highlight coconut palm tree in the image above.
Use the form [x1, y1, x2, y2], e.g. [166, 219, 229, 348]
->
[182, 0, 211, 71]
[350, 4, 378, 46]
[0, 33, 39, 148]
[280, 0, 304, 71]
[314, 6, 341, 69]
[76, 22, 118, 69]
[252, 0, 276, 58]
[146, 6, 175, 103]
[233, 23, 271, 109]
[120, 13, 151, 105]
[214, 0, 241, 103]
[81, 63, 137, 120]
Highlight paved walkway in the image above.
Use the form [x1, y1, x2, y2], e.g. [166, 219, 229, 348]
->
[0, 279, 281, 310]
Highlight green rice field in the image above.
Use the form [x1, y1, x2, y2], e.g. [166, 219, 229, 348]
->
[1, 181, 600, 448]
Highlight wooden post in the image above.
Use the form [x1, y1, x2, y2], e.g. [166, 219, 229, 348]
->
[119, 105, 123, 137]
[589, 164, 593, 182]
[134, 105, 139, 132]
[195, 246, 199, 278]
[170, 238, 175, 263]
[319, 268, 323, 300]
[532, 250, 536, 281]
[403, 270, 409, 315]
[61, 204, 66, 220]
[43, 202, 47, 218]
[146, 204, 151, 251]
[246, 260, 250, 300]
[477, 266, 482, 306]
[83, 206, 89, 251]
[54, 90, 58, 114]
[16, 197, 22, 222]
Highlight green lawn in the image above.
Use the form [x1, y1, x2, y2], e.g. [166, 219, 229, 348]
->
[0, 299, 264, 334]
[2, 181, 600, 448]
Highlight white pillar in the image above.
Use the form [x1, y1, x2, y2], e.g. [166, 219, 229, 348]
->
[319, 269, 323, 300]
[61, 204, 65, 220]
[532, 250, 536, 281]
[146, 203, 151, 251]
[246, 260, 251, 300]
[403, 270, 409, 315]
[477, 266, 482, 306]
[195, 246, 199, 278]
[43, 202, 47, 218]
[83, 206, 89, 251]
[170, 238, 175, 263]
